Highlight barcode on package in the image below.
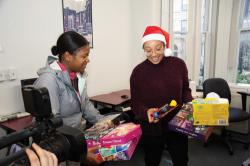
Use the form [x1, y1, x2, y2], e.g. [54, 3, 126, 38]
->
[218, 119, 226, 125]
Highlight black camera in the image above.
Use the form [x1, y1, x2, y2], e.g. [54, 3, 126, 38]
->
[0, 86, 87, 165]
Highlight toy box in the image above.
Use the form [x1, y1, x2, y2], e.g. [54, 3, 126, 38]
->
[192, 98, 229, 126]
[168, 104, 214, 142]
[85, 122, 142, 161]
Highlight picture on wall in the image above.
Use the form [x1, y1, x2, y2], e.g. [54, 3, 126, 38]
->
[63, 0, 93, 47]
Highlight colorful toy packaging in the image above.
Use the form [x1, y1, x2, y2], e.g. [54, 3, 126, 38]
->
[85, 121, 142, 161]
[168, 104, 214, 142]
[192, 98, 229, 126]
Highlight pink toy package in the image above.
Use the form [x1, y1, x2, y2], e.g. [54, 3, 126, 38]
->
[100, 123, 142, 147]
[85, 122, 142, 161]
[98, 123, 142, 161]
[99, 135, 140, 161]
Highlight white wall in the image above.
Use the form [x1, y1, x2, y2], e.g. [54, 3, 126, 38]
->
[0, 0, 64, 115]
[0, 0, 159, 116]
[130, 0, 162, 69]
[87, 0, 131, 96]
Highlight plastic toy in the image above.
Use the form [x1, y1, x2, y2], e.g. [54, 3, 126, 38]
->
[152, 100, 177, 120]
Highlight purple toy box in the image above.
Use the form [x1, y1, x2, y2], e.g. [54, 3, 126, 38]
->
[168, 104, 214, 142]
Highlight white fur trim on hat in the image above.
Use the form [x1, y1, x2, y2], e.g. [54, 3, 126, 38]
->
[142, 34, 166, 46]
[164, 48, 172, 57]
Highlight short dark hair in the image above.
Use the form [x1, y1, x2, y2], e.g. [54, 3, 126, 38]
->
[51, 31, 89, 61]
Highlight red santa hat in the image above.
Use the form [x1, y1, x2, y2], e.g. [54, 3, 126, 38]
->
[142, 26, 172, 56]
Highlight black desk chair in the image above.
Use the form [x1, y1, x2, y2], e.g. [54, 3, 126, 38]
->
[20, 78, 37, 87]
[203, 78, 250, 155]
[20, 78, 37, 98]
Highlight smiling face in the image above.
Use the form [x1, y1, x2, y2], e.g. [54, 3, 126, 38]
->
[65, 45, 90, 73]
[143, 40, 165, 64]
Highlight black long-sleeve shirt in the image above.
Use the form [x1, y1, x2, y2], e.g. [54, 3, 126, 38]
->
[130, 56, 193, 135]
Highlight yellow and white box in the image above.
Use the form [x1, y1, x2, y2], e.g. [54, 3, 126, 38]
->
[192, 98, 229, 126]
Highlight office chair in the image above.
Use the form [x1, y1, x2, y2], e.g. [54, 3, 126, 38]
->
[20, 78, 37, 111]
[20, 78, 37, 87]
[203, 78, 250, 155]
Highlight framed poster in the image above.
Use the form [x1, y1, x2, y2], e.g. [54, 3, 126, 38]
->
[63, 0, 93, 47]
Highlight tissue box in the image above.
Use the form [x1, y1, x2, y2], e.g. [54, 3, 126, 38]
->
[85, 123, 142, 161]
[168, 104, 214, 142]
[192, 98, 229, 126]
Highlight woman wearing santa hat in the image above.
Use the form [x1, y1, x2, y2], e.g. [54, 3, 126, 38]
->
[130, 26, 193, 166]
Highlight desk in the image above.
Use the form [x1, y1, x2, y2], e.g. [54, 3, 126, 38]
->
[0, 115, 33, 155]
[90, 89, 131, 111]
[0, 115, 33, 133]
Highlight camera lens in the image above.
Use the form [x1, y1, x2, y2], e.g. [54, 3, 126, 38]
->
[39, 133, 71, 162]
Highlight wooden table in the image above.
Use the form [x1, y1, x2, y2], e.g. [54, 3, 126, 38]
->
[0, 115, 33, 155]
[0, 115, 33, 133]
[90, 89, 131, 110]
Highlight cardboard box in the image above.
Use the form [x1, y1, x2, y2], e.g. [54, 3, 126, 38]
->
[85, 122, 142, 161]
[192, 98, 229, 126]
[99, 137, 140, 161]
[168, 104, 214, 142]
[100, 123, 141, 146]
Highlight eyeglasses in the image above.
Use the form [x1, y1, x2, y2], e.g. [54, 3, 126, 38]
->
[144, 45, 164, 57]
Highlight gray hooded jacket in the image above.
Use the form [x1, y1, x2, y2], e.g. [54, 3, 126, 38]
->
[34, 56, 104, 128]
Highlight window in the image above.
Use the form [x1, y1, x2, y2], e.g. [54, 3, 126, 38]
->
[243, 0, 250, 28]
[181, 20, 187, 32]
[172, 0, 188, 60]
[199, 0, 211, 86]
[237, 0, 250, 84]
[181, 0, 188, 11]
[162, 0, 214, 87]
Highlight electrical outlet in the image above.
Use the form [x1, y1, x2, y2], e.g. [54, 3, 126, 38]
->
[8, 68, 18, 80]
